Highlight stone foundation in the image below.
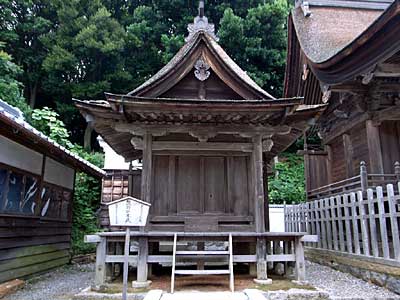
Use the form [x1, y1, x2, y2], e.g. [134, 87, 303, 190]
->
[305, 248, 400, 295]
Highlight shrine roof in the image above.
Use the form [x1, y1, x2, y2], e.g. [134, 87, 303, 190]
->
[285, 0, 400, 99]
[128, 31, 275, 100]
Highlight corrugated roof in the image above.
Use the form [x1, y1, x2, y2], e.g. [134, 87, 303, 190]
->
[0, 99, 105, 177]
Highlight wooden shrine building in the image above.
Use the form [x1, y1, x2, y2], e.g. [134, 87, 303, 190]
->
[77, 1, 323, 287]
[285, 0, 400, 199]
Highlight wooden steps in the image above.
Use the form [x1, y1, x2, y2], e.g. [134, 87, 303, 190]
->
[171, 233, 234, 293]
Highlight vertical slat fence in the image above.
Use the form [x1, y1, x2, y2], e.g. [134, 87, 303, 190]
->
[284, 182, 400, 265]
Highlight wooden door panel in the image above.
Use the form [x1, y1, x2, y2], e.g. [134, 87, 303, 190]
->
[176, 156, 201, 213]
[230, 157, 250, 216]
[152, 155, 170, 215]
[204, 157, 226, 213]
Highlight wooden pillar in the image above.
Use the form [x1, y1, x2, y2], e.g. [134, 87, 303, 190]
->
[326, 144, 333, 184]
[141, 133, 153, 205]
[366, 120, 384, 174]
[95, 237, 107, 287]
[343, 134, 354, 177]
[137, 133, 152, 284]
[294, 237, 305, 282]
[252, 135, 265, 233]
[252, 135, 268, 281]
[128, 162, 133, 196]
[137, 237, 149, 282]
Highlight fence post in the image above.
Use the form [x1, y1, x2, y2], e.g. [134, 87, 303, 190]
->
[360, 161, 368, 191]
[395, 161, 400, 182]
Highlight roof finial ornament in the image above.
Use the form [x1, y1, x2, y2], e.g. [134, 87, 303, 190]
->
[186, 0, 219, 42]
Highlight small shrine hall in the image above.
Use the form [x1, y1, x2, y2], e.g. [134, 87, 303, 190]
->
[76, 1, 324, 290]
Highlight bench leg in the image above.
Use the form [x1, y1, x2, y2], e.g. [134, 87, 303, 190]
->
[295, 237, 306, 282]
[95, 237, 106, 287]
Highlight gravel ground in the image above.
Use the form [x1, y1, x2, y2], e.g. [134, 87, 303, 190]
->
[4, 261, 400, 299]
[4, 263, 94, 300]
[306, 261, 400, 299]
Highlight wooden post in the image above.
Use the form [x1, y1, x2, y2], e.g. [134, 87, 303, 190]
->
[360, 161, 368, 191]
[128, 162, 133, 196]
[252, 135, 265, 233]
[330, 197, 339, 251]
[122, 227, 130, 300]
[252, 135, 268, 281]
[336, 195, 346, 252]
[350, 192, 361, 255]
[367, 189, 379, 257]
[366, 120, 384, 174]
[95, 237, 107, 287]
[294, 237, 305, 282]
[376, 186, 390, 259]
[357, 191, 370, 256]
[137, 237, 149, 282]
[343, 194, 353, 253]
[343, 134, 354, 177]
[387, 184, 400, 260]
[141, 133, 153, 206]
[395, 162, 400, 182]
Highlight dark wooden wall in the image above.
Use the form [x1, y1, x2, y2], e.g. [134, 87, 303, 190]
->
[305, 120, 400, 194]
[304, 153, 329, 191]
[150, 153, 254, 232]
[0, 160, 75, 283]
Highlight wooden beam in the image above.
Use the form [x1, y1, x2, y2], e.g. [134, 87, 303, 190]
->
[366, 120, 384, 174]
[114, 123, 291, 137]
[375, 63, 400, 77]
[135, 141, 253, 152]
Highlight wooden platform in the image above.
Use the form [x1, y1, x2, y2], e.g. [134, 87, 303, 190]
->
[85, 231, 317, 289]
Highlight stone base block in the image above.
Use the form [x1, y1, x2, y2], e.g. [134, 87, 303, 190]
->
[132, 280, 152, 289]
[253, 278, 273, 285]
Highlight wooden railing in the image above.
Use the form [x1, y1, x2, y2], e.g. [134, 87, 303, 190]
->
[285, 183, 400, 264]
[307, 161, 400, 200]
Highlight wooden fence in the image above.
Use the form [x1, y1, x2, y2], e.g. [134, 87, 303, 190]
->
[285, 183, 400, 263]
[307, 161, 400, 200]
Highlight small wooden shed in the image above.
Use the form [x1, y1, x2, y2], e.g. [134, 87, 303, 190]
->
[76, 2, 324, 284]
[0, 100, 105, 283]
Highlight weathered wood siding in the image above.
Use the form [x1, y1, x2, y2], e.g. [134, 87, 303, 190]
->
[305, 153, 329, 191]
[379, 121, 400, 173]
[330, 136, 347, 182]
[150, 153, 254, 231]
[0, 136, 76, 283]
[349, 123, 370, 174]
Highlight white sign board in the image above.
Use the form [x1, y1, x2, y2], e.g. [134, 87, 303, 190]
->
[107, 197, 151, 227]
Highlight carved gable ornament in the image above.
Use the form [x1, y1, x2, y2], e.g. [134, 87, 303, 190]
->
[194, 58, 211, 81]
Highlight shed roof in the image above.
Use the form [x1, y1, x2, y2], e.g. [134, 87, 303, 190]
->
[0, 100, 105, 178]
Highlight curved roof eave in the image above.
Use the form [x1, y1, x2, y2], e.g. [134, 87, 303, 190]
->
[292, 0, 400, 84]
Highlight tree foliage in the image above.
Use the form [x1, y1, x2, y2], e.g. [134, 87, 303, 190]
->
[268, 154, 306, 204]
[0, 0, 291, 144]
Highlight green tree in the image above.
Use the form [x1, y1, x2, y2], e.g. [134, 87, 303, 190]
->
[218, 0, 289, 95]
[268, 154, 306, 204]
[0, 0, 55, 108]
[0, 46, 31, 116]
